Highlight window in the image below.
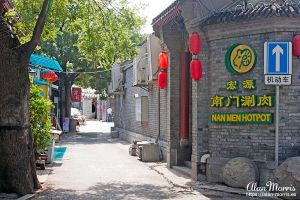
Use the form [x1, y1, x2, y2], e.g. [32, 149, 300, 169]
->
[135, 96, 149, 122]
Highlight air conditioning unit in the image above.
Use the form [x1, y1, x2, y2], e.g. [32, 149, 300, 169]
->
[133, 42, 148, 87]
[111, 65, 124, 94]
[136, 142, 161, 162]
[147, 34, 162, 82]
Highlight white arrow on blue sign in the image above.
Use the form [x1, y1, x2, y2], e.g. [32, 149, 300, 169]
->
[264, 42, 292, 85]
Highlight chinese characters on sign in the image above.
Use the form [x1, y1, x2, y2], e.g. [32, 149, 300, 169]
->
[71, 87, 82, 102]
[211, 95, 274, 108]
[211, 79, 274, 124]
[265, 75, 291, 85]
[226, 79, 256, 91]
[225, 44, 257, 75]
[219, 79, 273, 108]
[242, 79, 256, 90]
[226, 81, 238, 91]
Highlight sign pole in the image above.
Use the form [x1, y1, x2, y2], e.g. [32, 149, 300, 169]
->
[265, 42, 292, 167]
[275, 85, 279, 167]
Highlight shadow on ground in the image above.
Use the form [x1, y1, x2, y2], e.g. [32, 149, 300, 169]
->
[59, 132, 113, 145]
[34, 182, 266, 200]
[34, 182, 178, 200]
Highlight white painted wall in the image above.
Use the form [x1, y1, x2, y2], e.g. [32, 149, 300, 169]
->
[82, 99, 93, 119]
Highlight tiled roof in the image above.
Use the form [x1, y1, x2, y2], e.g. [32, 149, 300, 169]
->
[152, 0, 182, 28]
[200, 2, 300, 26]
[151, 0, 239, 29]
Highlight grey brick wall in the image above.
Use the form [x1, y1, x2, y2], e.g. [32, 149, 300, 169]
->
[113, 66, 169, 159]
[192, 17, 300, 164]
[162, 25, 193, 166]
[192, 29, 210, 163]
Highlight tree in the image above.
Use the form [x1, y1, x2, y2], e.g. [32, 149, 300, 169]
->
[0, 0, 52, 194]
[29, 84, 53, 150]
[11, 0, 145, 118]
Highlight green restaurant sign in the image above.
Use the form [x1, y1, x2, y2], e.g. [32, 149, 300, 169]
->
[210, 79, 274, 124]
[211, 112, 273, 124]
[211, 43, 274, 125]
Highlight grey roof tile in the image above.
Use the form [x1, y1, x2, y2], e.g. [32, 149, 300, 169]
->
[200, 3, 300, 26]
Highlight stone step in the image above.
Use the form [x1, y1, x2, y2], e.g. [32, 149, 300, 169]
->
[172, 165, 192, 178]
[184, 161, 192, 168]
[111, 131, 119, 138]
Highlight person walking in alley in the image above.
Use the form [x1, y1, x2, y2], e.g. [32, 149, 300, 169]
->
[107, 107, 113, 122]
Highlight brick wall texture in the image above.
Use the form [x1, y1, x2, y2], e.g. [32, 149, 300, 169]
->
[193, 17, 300, 163]
[113, 14, 300, 181]
[113, 66, 169, 158]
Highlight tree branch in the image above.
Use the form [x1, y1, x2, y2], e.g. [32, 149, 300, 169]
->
[21, 0, 50, 57]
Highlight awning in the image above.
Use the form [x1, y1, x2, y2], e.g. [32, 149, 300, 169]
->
[33, 79, 49, 86]
[30, 54, 63, 72]
[33, 79, 59, 90]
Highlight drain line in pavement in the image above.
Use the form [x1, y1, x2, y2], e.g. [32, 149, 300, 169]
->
[149, 165, 194, 194]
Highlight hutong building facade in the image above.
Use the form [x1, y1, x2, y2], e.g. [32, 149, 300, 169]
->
[112, 0, 300, 187]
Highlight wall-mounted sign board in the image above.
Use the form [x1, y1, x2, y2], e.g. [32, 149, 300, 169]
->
[264, 42, 292, 85]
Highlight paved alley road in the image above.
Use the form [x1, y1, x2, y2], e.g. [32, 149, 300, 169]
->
[34, 121, 268, 200]
[34, 121, 201, 200]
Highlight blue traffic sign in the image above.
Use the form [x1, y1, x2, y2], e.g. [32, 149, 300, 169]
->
[264, 42, 292, 75]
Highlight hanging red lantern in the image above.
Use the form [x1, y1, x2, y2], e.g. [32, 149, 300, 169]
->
[158, 52, 169, 70]
[292, 35, 300, 57]
[41, 70, 54, 80]
[41, 70, 58, 83]
[189, 32, 201, 55]
[158, 71, 168, 89]
[190, 59, 202, 81]
[47, 74, 58, 83]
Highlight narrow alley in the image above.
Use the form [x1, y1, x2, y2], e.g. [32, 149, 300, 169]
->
[33, 121, 198, 200]
[1, 0, 300, 199]
[33, 121, 267, 200]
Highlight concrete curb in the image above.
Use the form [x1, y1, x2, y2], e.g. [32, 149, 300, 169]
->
[16, 194, 35, 200]
[150, 163, 281, 200]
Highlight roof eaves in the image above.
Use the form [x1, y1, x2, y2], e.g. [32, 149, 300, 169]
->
[152, 0, 183, 28]
[199, 3, 300, 27]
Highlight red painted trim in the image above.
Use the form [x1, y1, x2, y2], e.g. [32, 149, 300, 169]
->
[179, 51, 190, 142]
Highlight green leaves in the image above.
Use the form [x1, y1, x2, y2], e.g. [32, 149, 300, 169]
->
[29, 84, 54, 150]
[14, 0, 145, 94]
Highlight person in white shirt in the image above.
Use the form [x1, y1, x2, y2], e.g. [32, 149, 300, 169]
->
[107, 107, 113, 122]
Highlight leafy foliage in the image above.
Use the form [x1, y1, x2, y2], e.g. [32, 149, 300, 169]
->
[29, 84, 54, 150]
[9, 0, 69, 43]
[12, 0, 146, 95]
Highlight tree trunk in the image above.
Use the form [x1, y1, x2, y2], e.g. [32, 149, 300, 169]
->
[64, 77, 72, 118]
[0, 32, 40, 194]
[64, 74, 77, 118]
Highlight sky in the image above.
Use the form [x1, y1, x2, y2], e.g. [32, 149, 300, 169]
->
[128, 0, 175, 34]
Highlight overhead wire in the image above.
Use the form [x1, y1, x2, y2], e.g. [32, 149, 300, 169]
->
[29, 64, 111, 74]
[29, 61, 133, 74]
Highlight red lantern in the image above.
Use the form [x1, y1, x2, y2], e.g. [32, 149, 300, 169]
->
[292, 35, 300, 57]
[158, 52, 169, 70]
[190, 59, 202, 81]
[158, 71, 167, 89]
[48, 74, 58, 83]
[41, 71, 54, 80]
[189, 32, 201, 55]
[41, 70, 58, 83]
